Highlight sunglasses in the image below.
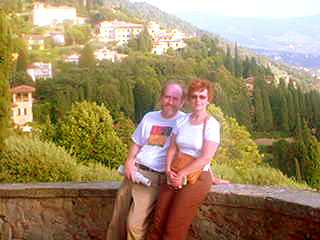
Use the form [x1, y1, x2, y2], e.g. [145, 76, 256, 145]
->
[190, 94, 208, 100]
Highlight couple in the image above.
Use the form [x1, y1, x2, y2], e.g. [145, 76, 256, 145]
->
[107, 80, 229, 240]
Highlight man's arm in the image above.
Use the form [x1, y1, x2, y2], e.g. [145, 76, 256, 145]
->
[124, 143, 142, 183]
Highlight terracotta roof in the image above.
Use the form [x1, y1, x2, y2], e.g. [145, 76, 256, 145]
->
[10, 85, 36, 93]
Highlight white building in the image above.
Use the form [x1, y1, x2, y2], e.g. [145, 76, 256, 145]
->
[94, 47, 128, 62]
[97, 20, 144, 45]
[151, 29, 189, 55]
[27, 62, 52, 81]
[33, 2, 78, 26]
[10, 85, 36, 129]
[63, 53, 80, 64]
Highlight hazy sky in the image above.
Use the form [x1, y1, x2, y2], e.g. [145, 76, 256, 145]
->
[131, 0, 320, 18]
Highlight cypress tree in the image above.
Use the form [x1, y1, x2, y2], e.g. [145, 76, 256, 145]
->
[295, 111, 303, 139]
[280, 92, 289, 132]
[287, 90, 296, 132]
[224, 45, 233, 74]
[254, 89, 264, 131]
[270, 87, 281, 130]
[234, 43, 242, 77]
[310, 91, 320, 128]
[262, 90, 273, 131]
[242, 56, 251, 78]
[235, 89, 252, 130]
[79, 44, 96, 68]
[301, 121, 320, 188]
[0, 11, 13, 151]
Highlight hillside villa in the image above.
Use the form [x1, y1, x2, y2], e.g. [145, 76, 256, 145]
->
[10, 85, 36, 132]
[97, 20, 192, 55]
[33, 2, 85, 26]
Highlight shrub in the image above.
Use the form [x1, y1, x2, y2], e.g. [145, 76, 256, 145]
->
[0, 135, 81, 182]
[56, 101, 127, 168]
[0, 135, 124, 183]
[79, 162, 123, 182]
[212, 163, 312, 190]
[208, 104, 262, 169]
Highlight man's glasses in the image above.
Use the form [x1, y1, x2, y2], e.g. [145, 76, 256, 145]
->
[190, 95, 208, 100]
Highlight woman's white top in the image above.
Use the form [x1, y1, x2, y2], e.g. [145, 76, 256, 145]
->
[174, 113, 220, 171]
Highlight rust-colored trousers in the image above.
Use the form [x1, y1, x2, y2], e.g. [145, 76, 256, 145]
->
[146, 171, 211, 240]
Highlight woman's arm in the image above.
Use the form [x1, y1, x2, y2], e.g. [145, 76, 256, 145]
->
[165, 134, 178, 172]
[166, 134, 186, 187]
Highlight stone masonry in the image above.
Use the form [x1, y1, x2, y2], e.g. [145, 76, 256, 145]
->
[0, 183, 319, 240]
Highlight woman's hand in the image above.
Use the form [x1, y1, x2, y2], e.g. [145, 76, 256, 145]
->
[169, 171, 184, 189]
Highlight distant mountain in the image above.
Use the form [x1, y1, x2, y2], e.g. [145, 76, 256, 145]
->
[173, 13, 320, 54]
[173, 12, 320, 70]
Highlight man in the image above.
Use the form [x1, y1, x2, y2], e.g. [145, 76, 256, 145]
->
[106, 83, 185, 240]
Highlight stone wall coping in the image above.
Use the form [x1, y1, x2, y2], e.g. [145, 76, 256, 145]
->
[208, 184, 320, 223]
[210, 184, 320, 208]
[0, 183, 319, 221]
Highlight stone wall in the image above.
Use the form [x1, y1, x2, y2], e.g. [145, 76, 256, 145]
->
[0, 183, 319, 240]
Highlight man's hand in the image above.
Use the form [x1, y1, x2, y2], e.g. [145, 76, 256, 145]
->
[124, 161, 137, 183]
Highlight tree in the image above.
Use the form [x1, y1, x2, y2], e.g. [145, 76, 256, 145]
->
[0, 11, 14, 151]
[79, 44, 96, 68]
[234, 43, 242, 77]
[55, 101, 127, 168]
[295, 111, 303, 138]
[137, 25, 153, 52]
[280, 92, 289, 132]
[223, 45, 233, 73]
[254, 89, 264, 131]
[287, 90, 296, 132]
[262, 90, 273, 131]
[301, 122, 320, 189]
[207, 104, 262, 169]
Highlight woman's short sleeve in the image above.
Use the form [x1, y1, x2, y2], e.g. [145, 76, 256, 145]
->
[204, 117, 220, 144]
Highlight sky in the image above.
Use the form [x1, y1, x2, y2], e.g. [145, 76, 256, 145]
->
[131, 0, 320, 19]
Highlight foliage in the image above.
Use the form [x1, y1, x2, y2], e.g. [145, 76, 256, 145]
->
[206, 104, 313, 190]
[212, 163, 312, 190]
[127, 26, 153, 53]
[79, 44, 96, 68]
[271, 123, 320, 190]
[0, 135, 81, 182]
[55, 101, 127, 168]
[113, 113, 135, 146]
[64, 23, 93, 45]
[208, 104, 262, 169]
[0, 11, 14, 150]
[79, 162, 122, 182]
[0, 134, 123, 183]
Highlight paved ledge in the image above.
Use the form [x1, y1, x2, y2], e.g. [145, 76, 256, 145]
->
[0, 182, 318, 207]
[208, 184, 320, 223]
[210, 184, 320, 207]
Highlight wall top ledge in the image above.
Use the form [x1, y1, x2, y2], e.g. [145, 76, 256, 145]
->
[210, 184, 320, 208]
[0, 182, 319, 209]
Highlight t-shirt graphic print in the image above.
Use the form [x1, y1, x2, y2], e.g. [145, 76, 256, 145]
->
[147, 126, 172, 147]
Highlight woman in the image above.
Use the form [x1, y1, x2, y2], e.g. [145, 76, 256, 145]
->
[146, 79, 225, 240]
